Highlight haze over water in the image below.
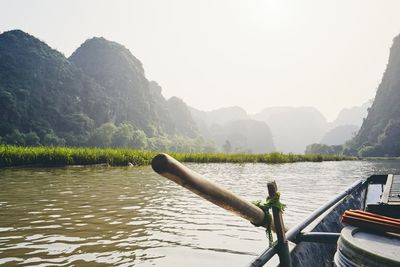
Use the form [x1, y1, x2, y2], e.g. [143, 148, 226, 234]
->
[1, 160, 399, 266]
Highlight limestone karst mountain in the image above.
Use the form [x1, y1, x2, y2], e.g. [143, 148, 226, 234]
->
[69, 37, 198, 137]
[189, 106, 275, 153]
[252, 107, 327, 153]
[347, 34, 400, 156]
[0, 30, 200, 149]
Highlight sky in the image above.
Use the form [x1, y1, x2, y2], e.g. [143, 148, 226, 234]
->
[1, 0, 400, 121]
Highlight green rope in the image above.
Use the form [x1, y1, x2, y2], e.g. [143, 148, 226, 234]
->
[253, 192, 286, 247]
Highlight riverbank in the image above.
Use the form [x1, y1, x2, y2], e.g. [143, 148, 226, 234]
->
[0, 145, 354, 167]
[360, 157, 400, 161]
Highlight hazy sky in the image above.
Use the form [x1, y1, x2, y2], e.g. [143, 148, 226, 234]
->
[1, 0, 400, 121]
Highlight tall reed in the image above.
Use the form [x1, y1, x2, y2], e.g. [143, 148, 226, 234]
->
[0, 145, 354, 167]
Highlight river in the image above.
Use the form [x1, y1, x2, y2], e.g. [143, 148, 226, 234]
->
[0, 160, 399, 266]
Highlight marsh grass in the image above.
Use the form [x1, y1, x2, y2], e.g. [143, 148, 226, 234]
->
[0, 145, 354, 167]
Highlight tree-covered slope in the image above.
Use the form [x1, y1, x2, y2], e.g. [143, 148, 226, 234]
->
[0, 30, 201, 150]
[69, 37, 198, 138]
[166, 97, 198, 138]
[347, 34, 400, 156]
[0, 30, 111, 146]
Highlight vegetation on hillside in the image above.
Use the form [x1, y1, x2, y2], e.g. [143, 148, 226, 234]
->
[0, 123, 217, 152]
[0, 30, 110, 145]
[69, 37, 199, 137]
[305, 143, 343, 155]
[0, 30, 214, 152]
[346, 34, 400, 157]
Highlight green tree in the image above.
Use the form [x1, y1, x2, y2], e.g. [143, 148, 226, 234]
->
[112, 123, 135, 147]
[358, 145, 382, 157]
[88, 122, 117, 147]
[0, 90, 18, 133]
[42, 132, 66, 146]
[131, 129, 148, 149]
[147, 136, 171, 151]
[24, 131, 40, 146]
[62, 113, 95, 146]
[3, 129, 25, 146]
[377, 119, 400, 156]
[305, 143, 343, 155]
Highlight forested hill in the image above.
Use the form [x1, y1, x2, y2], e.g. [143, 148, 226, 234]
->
[347, 34, 400, 156]
[0, 30, 110, 146]
[69, 37, 199, 137]
[0, 30, 203, 150]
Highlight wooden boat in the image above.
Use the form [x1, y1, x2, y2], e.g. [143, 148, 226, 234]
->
[151, 154, 400, 267]
[249, 174, 400, 267]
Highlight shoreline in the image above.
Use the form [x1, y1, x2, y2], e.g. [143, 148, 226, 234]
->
[0, 145, 355, 168]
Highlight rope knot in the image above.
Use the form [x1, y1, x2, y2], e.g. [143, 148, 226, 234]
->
[253, 192, 286, 247]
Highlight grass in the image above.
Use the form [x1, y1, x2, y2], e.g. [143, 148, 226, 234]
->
[0, 145, 355, 167]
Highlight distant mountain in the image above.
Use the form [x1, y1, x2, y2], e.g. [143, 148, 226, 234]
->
[252, 107, 328, 153]
[207, 106, 249, 125]
[189, 106, 249, 139]
[252, 107, 296, 122]
[347, 34, 400, 156]
[190, 106, 249, 127]
[317, 101, 369, 147]
[320, 124, 359, 145]
[189, 106, 275, 153]
[329, 101, 371, 129]
[0, 30, 201, 150]
[219, 120, 275, 153]
[208, 119, 275, 153]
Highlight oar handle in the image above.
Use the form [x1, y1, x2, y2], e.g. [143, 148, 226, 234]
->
[151, 153, 266, 226]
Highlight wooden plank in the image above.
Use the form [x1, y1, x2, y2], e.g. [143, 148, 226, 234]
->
[381, 174, 393, 204]
[367, 174, 400, 218]
[388, 175, 400, 204]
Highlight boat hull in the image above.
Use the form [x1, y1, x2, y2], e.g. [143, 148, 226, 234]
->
[248, 176, 388, 267]
[290, 181, 367, 267]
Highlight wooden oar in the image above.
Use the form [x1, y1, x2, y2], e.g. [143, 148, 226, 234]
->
[151, 153, 269, 228]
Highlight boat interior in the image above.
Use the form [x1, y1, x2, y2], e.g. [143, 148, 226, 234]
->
[249, 174, 400, 267]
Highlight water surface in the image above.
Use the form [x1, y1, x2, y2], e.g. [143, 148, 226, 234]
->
[1, 160, 399, 266]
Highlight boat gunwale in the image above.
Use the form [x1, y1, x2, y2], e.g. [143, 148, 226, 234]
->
[248, 177, 370, 267]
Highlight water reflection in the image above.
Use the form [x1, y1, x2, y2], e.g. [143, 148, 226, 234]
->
[0, 160, 399, 266]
